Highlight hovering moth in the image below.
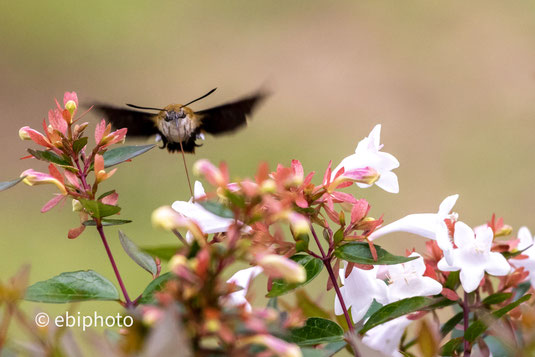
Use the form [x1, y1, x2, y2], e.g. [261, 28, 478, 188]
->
[92, 88, 268, 153]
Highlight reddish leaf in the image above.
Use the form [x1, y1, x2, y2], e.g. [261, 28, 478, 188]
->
[41, 195, 65, 213]
[68, 225, 85, 239]
[48, 163, 63, 183]
[441, 288, 459, 301]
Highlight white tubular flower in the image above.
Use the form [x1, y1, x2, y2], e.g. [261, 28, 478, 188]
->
[172, 181, 234, 234]
[511, 227, 535, 287]
[334, 266, 388, 324]
[362, 316, 412, 357]
[386, 253, 443, 302]
[333, 124, 400, 193]
[369, 194, 459, 241]
[437, 222, 511, 293]
[224, 267, 263, 312]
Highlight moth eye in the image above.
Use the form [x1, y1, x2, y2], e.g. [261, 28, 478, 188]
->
[178, 109, 186, 118]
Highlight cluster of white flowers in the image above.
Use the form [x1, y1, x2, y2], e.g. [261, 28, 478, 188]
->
[167, 124, 531, 357]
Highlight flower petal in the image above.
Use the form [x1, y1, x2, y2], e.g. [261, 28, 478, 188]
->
[437, 194, 459, 216]
[484, 252, 511, 276]
[517, 226, 533, 251]
[459, 265, 485, 293]
[453, 221, 475, 248]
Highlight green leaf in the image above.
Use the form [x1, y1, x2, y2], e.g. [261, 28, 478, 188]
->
[198, 201, 234, 219]
[142, 245, 180, 261]
[334, 242, 418, 265]
[224, 190, 246, 208]
[360, 297, 455, 334]
[72, 137, 88, 154]
[440, 312, 463, 337]
[300, 348, 326, 357]
[83, 219, 132, 226]
[102, 144, 155, 168]
[28, 149, 72, 166]
[0, 177, 24, 192]
[445, 271, 460, 290]
[440, 337, 463, 356]
[514, 282, 531, 300]
[295, 290, 331, 319]
[333, 228, 344, 245]
[266, 255, 323, 297]
[118, 231, 157, 275]
[25, 270, 119, 303]
[78, 199, 121, 219]
[323, 341, 347, 356]
[465, 294, 531, 343]
[300, 341, 347, 357]
[139, 273, 173, 304]
[289, 318, 344, 346]
[295, 233, 310, 253]
[482, 292, 512, 306]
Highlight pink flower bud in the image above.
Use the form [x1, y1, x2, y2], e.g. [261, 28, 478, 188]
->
[18, 126, 51, 148]
[241, 335, 301, 357]
[193, 159, 228, 187]
[258, 254, 306, 284]
[151, 206, 204, 239]
[20, 169, 67, 195]
[63, 91, 78, 116]
[286, 212, 310, 236]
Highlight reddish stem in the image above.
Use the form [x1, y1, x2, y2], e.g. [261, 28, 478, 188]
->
[96, 222, 133, 308]
[310, 225, 357, 338]
[463, 291, 471, 356]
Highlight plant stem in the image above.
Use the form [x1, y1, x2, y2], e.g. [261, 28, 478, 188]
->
[310, 224, 327, 258]
[463, 291, 471, 356]
[96, 222, 133, 308]
[310, 225, 359, 356]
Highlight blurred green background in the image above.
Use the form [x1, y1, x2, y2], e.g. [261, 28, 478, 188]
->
[1, 0, 535, 354]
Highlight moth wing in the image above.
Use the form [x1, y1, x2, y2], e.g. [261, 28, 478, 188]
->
[92, 104, 159, 137]
[196, 91, 268, 135]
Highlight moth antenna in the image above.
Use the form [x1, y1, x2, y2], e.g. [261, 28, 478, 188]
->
[126, 104, 166, 111]
[181, 88, 217, 108]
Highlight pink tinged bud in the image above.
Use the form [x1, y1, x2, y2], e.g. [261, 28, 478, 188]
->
[63, 91, 79, 108]
[286, 212, 310, 236]
[94, 154, 116, 182]
[63, 91, 78, 115]
[169, 254, 188, 274]
[260, 179, 276, 193]
[241, 335, 302, 357]
[193, 159, 227, 186]
[258, 254, 306, 283]
[72, 199, 83, 212]
[141, 306, 163, 326]
[18, 126, 51, 147]
[151, 206, 204, 238]
[20, 169, 67, 195]
[329, 167, 379, 191]
[18, 127, 31, 140]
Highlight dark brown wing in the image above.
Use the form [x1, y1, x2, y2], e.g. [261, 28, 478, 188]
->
[92, 104, 159, 137]
[196, 91, 268, 135]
